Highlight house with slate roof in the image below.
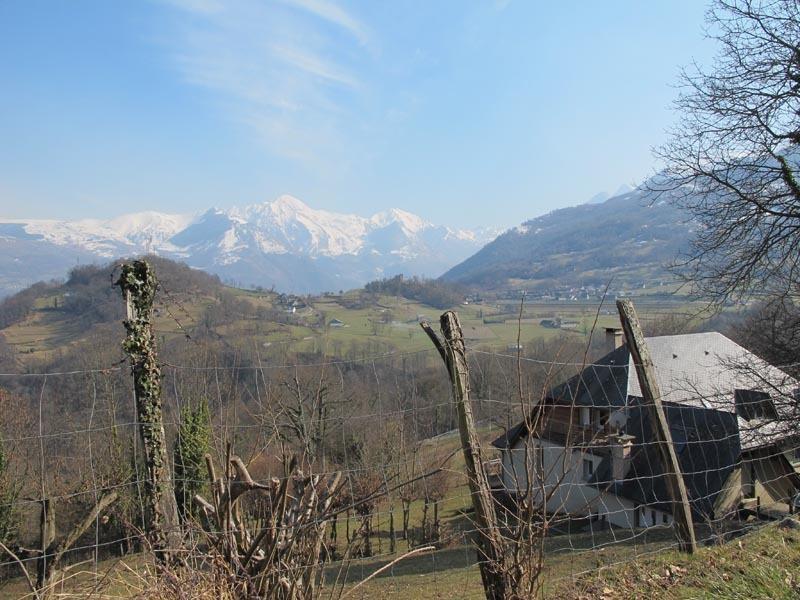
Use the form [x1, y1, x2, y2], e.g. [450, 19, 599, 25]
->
[492, 329, 800, 530]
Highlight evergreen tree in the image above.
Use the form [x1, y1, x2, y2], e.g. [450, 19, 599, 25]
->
[173, 399, 212, 520]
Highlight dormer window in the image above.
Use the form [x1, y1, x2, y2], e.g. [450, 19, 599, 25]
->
[734, 389, 778, 421]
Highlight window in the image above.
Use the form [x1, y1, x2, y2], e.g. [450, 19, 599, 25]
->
[662, 513, 669, 524]
[597, 410, 609, 431]
[735, 389, 778, 421]
[582, 458, 594, 480]
[651, 510, 657, 526]
[580, 407, 591, 427]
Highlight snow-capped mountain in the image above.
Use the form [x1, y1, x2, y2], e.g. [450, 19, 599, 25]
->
[14, 212, 195, 256]
[0, 196, 498, 295]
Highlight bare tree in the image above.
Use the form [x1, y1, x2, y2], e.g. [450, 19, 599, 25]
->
[274, 371, 331, 466]
[651, 0, 800, 303]
[417, 452, 450, 544]
[730, 296, 800, 378]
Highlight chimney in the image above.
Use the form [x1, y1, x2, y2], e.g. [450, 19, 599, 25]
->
[609, 433, 635, 481]
[604, 327, 624, 354]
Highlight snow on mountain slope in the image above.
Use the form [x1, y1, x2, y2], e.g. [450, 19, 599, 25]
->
[234, 195, 369, 256]
[103, 211, 196, 247]
[0, 196, 497, 294]
[10, 212, 194, 256]
[369, 208, 428, 234]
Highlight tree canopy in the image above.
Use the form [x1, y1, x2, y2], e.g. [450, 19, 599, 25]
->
[653, 0, 800, 303]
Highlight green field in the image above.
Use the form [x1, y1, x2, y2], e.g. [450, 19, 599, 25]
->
[217, 289, 708, 358]
[0, 274, 709, 366]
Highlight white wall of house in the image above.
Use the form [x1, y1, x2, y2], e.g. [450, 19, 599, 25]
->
[501, 437, 603, 516]
[501, 436, 674, 530]
[588, 493, 673, 530]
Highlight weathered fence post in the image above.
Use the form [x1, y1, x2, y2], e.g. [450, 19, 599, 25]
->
[36, 498, 55, 589]
[116, 260, 182, 564]
[26, 492, 118, 593]
[616, 298, 697, 553]
[421, 311, 510, 599]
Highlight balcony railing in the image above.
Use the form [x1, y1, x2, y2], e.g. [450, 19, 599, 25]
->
[535, 418, 609, 448]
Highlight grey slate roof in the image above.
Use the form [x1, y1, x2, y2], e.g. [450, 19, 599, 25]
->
[587, 401, 741, 518]
[492, 331, 800, 515]
[492, 332, 798, 452]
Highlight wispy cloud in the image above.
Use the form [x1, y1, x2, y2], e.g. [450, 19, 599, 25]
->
[271, 43, 360, 88]
[159, 0, 371, 165]
[279, 0, 369, 46]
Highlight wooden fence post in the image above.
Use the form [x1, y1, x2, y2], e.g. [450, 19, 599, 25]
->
[26, 492, 118, 593]
[616, 298, 697, 553]
[36, 498, 54, 589]
[421, 311, 510, 599]
[116, 260, 182, 564]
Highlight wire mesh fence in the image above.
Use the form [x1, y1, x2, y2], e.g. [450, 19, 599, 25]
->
[0, 330, 798, 598]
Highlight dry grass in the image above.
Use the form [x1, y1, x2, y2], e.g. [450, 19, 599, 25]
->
[7, 521, 790, 599]
[557, 520, 800, 599]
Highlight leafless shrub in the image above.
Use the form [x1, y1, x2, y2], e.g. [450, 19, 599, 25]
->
[191, 453, 342, 599]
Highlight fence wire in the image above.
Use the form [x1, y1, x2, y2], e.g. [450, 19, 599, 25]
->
[0, 343, 798, 598]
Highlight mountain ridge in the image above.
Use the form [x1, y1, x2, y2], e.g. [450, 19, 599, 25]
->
[0, 196, 499, 296]
[441, 188, 694, 290]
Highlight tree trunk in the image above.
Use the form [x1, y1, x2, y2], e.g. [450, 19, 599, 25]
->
[116, 261, 182, 565]
[433, 500, 440, 543]
[421, 499, 429, 543]
[402, 501, 411, 541]
[362, 514, 372, 557]
[389, 509, 396, 553]
[345, 508, 351, 544]
[377, 512, 383, 555]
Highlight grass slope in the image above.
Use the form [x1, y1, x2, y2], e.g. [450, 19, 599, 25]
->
[562, 520, 800, 599]
[334, 520, 800, 599]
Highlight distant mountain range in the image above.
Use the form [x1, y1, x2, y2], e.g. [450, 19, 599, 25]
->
[0, 196, 498, 296]
[441, 187, 695, 290]
[1, 185, 701, 297]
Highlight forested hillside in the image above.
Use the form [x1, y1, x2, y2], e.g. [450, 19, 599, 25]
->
[442, 189, 693, 290]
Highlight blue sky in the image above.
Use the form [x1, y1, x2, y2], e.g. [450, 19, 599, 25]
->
[0, 0, 714, 228]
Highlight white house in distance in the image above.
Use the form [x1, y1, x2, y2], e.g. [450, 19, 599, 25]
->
[492, 329, 800, 530]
